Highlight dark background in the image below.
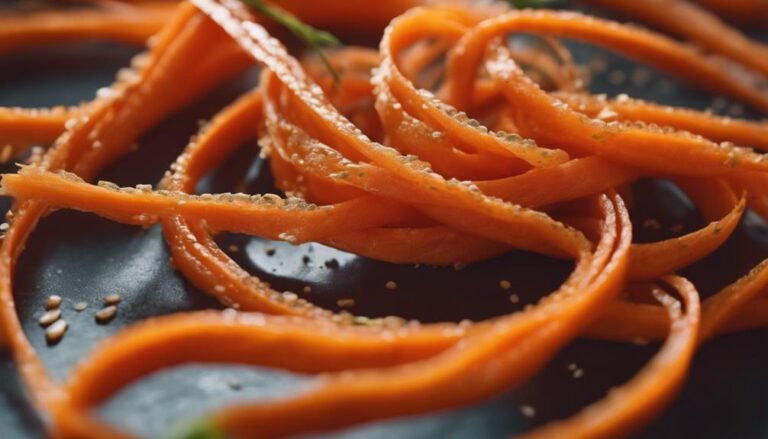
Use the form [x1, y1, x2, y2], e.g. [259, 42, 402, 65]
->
[0, 3, 767, 438]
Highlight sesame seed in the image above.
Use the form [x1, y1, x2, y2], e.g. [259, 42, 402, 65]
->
[385, 281, 397, 290]
[608, 70, 626, 85]
[45, 320, 68, 344]
[337, 298, 355, 308]
[44, 295, 62, 310]
[38, 309, 61, 326]
[520, 405, 536, 418]
[74, 302, 88, 312]
[632, 336, 650, 346]
[283, 291, 298, 303]
[631, 68, 650, 87]
[499, 280, 511, 290]
[353, 316, 371, 326]
[103, 294, 121, 306]
[573, 368, 585, 378]
[214, 285, 225, 293]
[642, 219, 661, 230]
[728, 103, 744, 117]
[302, 285, 312, 294]
[588, 57, 607, 74]
[509, 294, 520, 304]
[95, 306, 117, 324]
[228, 244, 240, 252]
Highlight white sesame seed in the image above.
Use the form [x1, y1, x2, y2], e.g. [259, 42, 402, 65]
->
[642, 219, 661, 230]
[45, 320, 68, 343]
[520, 405, 536, 418]
[302, 285, 312, 294]
[74, 302, 88, 312]
[509, 294, 520, 304]
[103, 294, 121, 306]
[632, 337, 650, 346]
[44, 295, 62, 310]
[608, 70, 626, 85]
[337, 298, 355, 308]
[573, 368, 584, 379]
[38, 309, 61, 326]
[95, 306, 117, 324]
[499, 280, 511, 290]
[385, 281, 398, 290]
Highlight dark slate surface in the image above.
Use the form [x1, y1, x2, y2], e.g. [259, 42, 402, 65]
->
[0, 6, 767, 439]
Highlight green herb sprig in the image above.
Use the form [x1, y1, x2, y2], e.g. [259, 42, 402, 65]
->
[243, 0, 341, 81]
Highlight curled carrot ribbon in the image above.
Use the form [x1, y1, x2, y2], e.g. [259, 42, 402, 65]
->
[0, 0, 766, 438]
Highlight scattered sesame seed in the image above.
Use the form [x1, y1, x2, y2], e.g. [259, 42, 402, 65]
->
[568, 363, 577, 371]
[214, 285, 226, 293]
[44, 295, 62, 310]
[353, 316, 371, 326]
[228, 244, 240, 252]
[631, 68, 650, 87]
[520, 405, 536, 418]
[302, 285, 312, 294]
[499, 280, 511, 290]
[38, 309, 61, 327]
[727, 103, 744, 117]
[588, 57, 607, 74]
[385, 281, 398, 290]
[573, 368, 584, 379]
[337, 298, 355, 308]
[45, 320, 68, 344]
[283, 291, 298, 303]
[642, 219, 661, 230]
[670, 224, 684, 234]
[74, 302, 88, 312]
[632, 336, 650, 346]
[103, 294, 121, 306]
[608, 70, 627, 85]
[95, 306, 117, 324]
[509, 294, 520, 304]
[264, 246, 276, 256]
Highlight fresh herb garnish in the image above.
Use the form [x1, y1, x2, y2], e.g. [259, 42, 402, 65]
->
[242, 0, 341, 81]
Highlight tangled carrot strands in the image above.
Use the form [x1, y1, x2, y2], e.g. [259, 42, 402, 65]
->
[0, 0, 767, 437]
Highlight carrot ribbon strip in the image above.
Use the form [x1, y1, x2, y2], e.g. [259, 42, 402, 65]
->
[0, 1, 766, 439]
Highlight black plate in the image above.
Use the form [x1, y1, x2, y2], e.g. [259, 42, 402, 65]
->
[1, 7, 767, 439]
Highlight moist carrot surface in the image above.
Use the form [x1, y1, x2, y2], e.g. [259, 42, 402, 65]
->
[0, 1, 767, 438]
